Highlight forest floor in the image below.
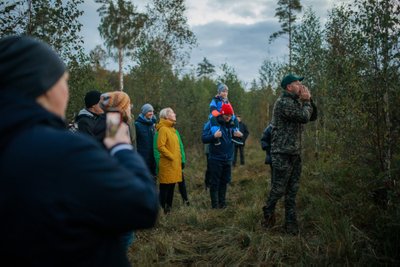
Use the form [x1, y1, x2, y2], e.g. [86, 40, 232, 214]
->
[127, 142, 399, 266]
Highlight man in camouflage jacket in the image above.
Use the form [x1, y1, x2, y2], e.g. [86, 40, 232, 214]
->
[262, 74, 317, 235]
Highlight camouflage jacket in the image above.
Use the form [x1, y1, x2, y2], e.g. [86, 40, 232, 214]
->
[271, 91, 313, 155]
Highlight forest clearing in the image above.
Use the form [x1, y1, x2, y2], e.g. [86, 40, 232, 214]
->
[129, 143, 399, 266]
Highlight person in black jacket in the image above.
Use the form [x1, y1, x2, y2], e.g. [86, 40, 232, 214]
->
[75, 90, 106, 143]
[0, 35, 158, 267]
[232, 115, 249, 166]
[135, 103, 157, 177]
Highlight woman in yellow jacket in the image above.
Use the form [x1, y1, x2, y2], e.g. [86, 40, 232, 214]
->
[156, 107, 182, 214]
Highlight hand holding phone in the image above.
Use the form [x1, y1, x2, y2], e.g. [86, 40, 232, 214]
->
[106, 111, 122, 138]
[103, 123, 132, 149]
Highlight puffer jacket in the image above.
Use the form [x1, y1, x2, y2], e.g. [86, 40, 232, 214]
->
[156, 118, 182, 184]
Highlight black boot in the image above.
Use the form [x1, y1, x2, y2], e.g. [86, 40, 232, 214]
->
[262, 205, 276, 228]
[210, 189, 219, 209]
[261, 213, 276, 228]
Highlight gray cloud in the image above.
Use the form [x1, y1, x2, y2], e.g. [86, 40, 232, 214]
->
[78, 0, 347, 86]
[189, 20, 287, 85]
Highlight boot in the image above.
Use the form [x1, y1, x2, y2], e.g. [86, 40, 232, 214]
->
[210, 189, 219, 209]
[261, 213, 276, 228]
[284, 208, 298, 235]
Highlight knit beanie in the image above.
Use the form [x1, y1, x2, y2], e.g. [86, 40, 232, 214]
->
[100, 91, 131, 114]
[84, 90, 101, 108]
[217, 83, 228, 94]
[220, 103, 234, 115]
[0, 35, 66, 98]
[141, 103, 154, 115]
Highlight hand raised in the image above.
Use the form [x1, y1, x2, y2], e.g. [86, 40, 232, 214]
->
[104, 123, 131, 149]
[234, 130, 243, 137]
[300, 86, 311, 101]
[214, 129, 222, 138]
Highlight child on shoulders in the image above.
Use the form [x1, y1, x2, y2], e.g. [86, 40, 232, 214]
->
[208, 83, 243, 144]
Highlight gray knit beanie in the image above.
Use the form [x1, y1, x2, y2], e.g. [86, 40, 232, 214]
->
[217, 83, 228, 94]
[141, 103, 154, 115]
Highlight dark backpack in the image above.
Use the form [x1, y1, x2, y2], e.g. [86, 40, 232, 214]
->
[260, 123, 272, 164]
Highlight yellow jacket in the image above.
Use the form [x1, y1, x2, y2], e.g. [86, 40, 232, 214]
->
[156, 118, 182, 184]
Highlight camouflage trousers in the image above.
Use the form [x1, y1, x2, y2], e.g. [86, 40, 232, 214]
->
[263, 153, 302, 224]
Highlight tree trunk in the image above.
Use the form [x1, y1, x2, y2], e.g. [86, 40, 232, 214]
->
[27, 0, 32, 34]
[383, 89, 391, 180]
[118, 43, 124, 91]
[288, 6, 292, 70]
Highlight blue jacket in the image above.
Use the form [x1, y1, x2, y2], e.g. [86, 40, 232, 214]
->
[0, 95, 158, 267]
[135, 114, 157, 176]
[202, 118, 234, 162]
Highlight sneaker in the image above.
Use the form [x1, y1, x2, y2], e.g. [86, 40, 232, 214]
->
[232, 139, 243, 145]
[261, 213, 276, 228]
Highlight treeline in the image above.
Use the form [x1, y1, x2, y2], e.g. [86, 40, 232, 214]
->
[1, 1, 399, 188]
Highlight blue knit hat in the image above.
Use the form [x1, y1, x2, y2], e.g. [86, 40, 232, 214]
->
[141, 103, 154, 115]
[217, 83, 228, 94]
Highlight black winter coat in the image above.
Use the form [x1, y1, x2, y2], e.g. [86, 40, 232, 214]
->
[0, 96, 158, 267]
[75, 108, 106, 144]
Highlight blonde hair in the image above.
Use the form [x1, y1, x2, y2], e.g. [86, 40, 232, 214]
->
[159, 107, 173, 119]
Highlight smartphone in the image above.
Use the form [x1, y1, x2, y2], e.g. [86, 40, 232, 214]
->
[106, 111, 122, 137]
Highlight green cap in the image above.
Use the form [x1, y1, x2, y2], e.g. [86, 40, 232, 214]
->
[281, 74, 304, 89]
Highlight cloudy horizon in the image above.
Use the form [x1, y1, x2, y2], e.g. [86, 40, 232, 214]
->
[79, 0, 350, 87]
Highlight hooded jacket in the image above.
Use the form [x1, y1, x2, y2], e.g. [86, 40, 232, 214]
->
[135, 114, 157, 175]
[155, 118, 182, 184]
[0, 96, 158, 267]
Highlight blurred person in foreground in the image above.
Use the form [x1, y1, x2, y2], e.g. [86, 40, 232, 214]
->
[0, 35, 158, 267]
[261, 74, 317, 235]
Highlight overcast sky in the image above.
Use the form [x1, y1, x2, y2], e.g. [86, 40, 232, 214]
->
[79, 0, 350, 86]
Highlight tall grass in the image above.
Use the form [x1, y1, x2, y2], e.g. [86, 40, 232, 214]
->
[128, 143, 400, 266]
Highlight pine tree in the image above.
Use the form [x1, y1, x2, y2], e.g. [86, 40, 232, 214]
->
[269, 0, 302, 69]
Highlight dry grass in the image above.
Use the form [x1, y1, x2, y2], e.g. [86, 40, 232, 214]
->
[127, 143, 400, 266]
